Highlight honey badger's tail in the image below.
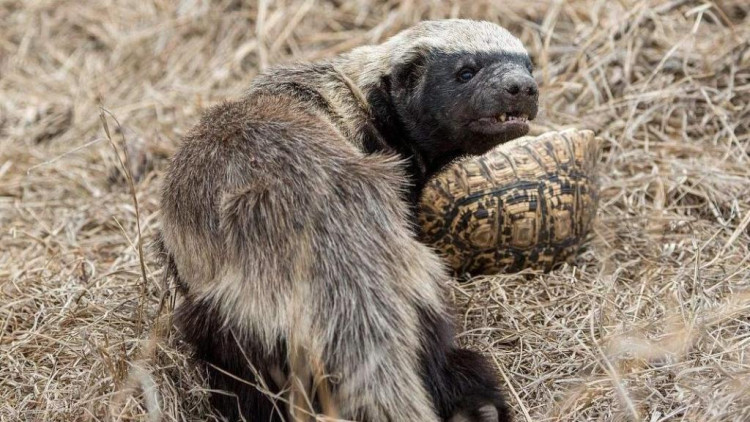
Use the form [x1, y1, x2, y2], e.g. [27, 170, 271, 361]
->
[177, 296, 289, 421]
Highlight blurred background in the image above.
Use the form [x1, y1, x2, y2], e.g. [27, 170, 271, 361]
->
[1, 1, 748, 421]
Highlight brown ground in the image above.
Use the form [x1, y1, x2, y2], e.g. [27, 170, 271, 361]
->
[1, 0, 749, 421]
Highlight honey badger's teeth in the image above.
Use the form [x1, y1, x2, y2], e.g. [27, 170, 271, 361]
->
[507, 114, 529, 122]
[494, 113, 531, 123]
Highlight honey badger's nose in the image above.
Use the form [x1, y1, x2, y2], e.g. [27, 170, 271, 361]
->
[496, 71, 539, 119]
[502, 73, 538, 97]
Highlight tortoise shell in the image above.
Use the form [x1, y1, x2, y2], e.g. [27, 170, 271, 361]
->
[418, 129, 602, 274]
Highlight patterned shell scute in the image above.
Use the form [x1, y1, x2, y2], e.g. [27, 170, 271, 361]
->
[418, 129, 602, 274]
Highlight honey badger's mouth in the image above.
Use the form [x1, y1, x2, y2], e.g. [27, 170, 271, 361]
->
[468, 111, 531, 137]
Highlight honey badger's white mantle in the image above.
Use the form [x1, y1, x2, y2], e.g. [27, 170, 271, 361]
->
[160, 19, 537, 422]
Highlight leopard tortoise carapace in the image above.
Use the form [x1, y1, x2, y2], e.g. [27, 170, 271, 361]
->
[418, 129, 602, 275]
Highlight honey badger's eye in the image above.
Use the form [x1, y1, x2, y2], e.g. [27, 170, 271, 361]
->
[457, 68, 475, 82]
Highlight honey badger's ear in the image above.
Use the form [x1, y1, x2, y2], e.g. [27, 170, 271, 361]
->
[389, 46, 429, 94]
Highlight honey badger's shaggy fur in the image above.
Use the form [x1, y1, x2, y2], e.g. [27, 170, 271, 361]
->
[160, 20, 538, 421]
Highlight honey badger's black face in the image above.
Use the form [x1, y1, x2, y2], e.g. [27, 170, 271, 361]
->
[429, 51, 538, 152]
[391, 48, 538, 160]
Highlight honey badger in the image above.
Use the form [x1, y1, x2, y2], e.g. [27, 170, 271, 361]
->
[160, 19, 538, 422]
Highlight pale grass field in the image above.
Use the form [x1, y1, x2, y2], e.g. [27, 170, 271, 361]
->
[1, 1, 749, 421]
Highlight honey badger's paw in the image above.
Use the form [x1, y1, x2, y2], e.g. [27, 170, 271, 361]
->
[448, 395, 510, 422]
[439, 348, 512, 422]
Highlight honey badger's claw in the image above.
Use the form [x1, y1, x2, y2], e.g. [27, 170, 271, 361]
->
[449, 404, 501, 422]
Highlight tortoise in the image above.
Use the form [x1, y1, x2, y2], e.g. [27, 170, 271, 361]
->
[418, 129, 602, 275]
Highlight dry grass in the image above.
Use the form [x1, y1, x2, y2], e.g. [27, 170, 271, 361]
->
[1, 0, 749, 421]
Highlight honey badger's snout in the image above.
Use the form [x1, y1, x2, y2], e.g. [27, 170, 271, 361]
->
[465, 65, 539, 140]
[497, 70, 538, 121]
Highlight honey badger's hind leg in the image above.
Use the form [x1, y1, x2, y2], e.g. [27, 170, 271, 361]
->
[174, 296, 288, 421]
[154, 234, 287, 420]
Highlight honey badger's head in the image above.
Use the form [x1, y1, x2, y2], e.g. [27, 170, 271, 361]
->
[367, 20, 538, 175]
